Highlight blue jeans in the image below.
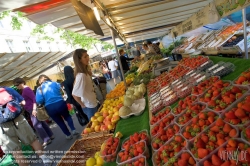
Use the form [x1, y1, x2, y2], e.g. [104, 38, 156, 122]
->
[82, 106, 98, 121]
[104, 73, 110, 80]
[45, 100, 75, 136]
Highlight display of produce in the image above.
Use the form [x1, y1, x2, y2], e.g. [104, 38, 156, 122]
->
[189, 118, 238, 160]
[100, 137, 120, 162]
[150, 107, 171, 125]
[242, 127, 250, 142]
[152, 135, 187, 166]
[83, 97, 123, 134]
[150, 114, 175, 137]
[234, 68, 250, 86]
[165, 151, 196, 166]
[151, 123, 180, 151]
[121, 131, 149, 150]
[117, 141, 149, 164]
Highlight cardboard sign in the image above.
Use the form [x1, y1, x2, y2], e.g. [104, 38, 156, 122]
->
[171, 2, 220, 37]
[214, 0, 250, 17]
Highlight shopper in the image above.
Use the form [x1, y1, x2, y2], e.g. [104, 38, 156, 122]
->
[147, 41, 161, 54]
[72, 49, 99, 121]
[0, 86, 53, 166]
[119, 48, 134, 74]
[115, 58, 123, 81]
[100, 62, 111, 80]
[13, 78, 54, 147]
[108, 57, 119, 85]
[142, 43, 155, 54]
[36, 75, 79, 140]
[63, 66, 89, 126]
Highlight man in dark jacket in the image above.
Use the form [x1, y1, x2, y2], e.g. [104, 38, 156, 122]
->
[118, 49, 134, 74]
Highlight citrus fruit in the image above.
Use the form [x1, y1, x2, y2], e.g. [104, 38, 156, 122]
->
[86, 157, 96, 166]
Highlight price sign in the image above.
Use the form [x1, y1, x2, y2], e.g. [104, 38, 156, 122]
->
[208, 64, 219, 71]
[213, 66, 225, 74]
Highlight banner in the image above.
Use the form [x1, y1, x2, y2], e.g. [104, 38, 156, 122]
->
[171, 2, 220, 37]
[214, 0, 250, 18]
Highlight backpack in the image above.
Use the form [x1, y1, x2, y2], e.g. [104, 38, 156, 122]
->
[0, 88, 22, 124]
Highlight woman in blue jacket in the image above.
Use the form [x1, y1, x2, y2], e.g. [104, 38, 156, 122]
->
[36, 75, 79, 140]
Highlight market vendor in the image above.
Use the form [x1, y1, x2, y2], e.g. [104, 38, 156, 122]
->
[142, 43, 156, 54]
[119, 49, 134, 74]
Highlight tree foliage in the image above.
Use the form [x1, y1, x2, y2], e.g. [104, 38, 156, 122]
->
[0, 11, 115, 51]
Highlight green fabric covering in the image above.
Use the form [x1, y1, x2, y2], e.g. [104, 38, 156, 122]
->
[101, 57, 250, 166]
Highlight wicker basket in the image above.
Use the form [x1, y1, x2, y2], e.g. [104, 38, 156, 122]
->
[57, 134, 113, 166]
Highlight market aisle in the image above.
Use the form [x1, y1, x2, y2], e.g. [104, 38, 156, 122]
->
[29, 114, 85, 166]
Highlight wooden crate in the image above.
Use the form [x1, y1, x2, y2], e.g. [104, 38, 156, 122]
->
[57, 134, 113, 166]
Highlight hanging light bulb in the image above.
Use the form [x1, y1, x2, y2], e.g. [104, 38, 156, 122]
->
[93, 6, 100, 21]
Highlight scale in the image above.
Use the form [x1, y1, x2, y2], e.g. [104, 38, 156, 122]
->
[153, 58, 178, 76]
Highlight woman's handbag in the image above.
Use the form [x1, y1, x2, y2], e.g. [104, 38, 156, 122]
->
[36, 87, 49, 121]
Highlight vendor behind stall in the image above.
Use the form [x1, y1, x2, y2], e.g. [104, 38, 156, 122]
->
[118, 49, 134, 74]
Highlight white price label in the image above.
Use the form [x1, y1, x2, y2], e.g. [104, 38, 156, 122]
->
[177, 84, 184, 89]
[161, 88, 171, 95]
[160, 86, 170, 92]
[200, 61, 209, 67]
[213, 66, 225, 74]
[181, 87, 188, 91]
[186, 70, 194, 75]
[165, 94, 175, 101]
[196, 75, 206, 83]
[154, 101, 161, 108]
[208, 64, 219, 71]
[176, 81, 182, 86]
[194, 74, 201, 79]
[190, 72, 197, 77]
[172, 79, 179, 85]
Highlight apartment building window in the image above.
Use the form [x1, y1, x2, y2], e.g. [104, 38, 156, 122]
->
[5, 40, 15, 53]
[36, 41, 42, 51]
[56, 42, 60, 51]
[47, 42, 51, 51]
[23, 41, 31, 52]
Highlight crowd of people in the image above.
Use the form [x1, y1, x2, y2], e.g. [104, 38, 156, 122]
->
[0, 40, 161, 166]
[0, 48, 98, 166]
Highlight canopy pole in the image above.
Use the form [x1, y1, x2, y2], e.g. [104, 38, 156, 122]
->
[110, 28, 127, 89]
[242, 8, 248, 59]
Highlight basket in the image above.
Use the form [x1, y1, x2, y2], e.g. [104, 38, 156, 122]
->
[57, 134, 113, 166]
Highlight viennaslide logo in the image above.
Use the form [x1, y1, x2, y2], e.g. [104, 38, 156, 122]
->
[219, 146, 248, 165]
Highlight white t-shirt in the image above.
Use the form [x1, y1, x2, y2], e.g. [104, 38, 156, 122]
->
[108, 60, 118, 71]
[72, 73, 97, 108]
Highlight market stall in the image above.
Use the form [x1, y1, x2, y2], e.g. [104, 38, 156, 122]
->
[56, 54, 250, 166]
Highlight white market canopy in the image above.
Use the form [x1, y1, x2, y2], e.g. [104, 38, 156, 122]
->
[0, 51, 69, 82]
[0, 0, 214, 44]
